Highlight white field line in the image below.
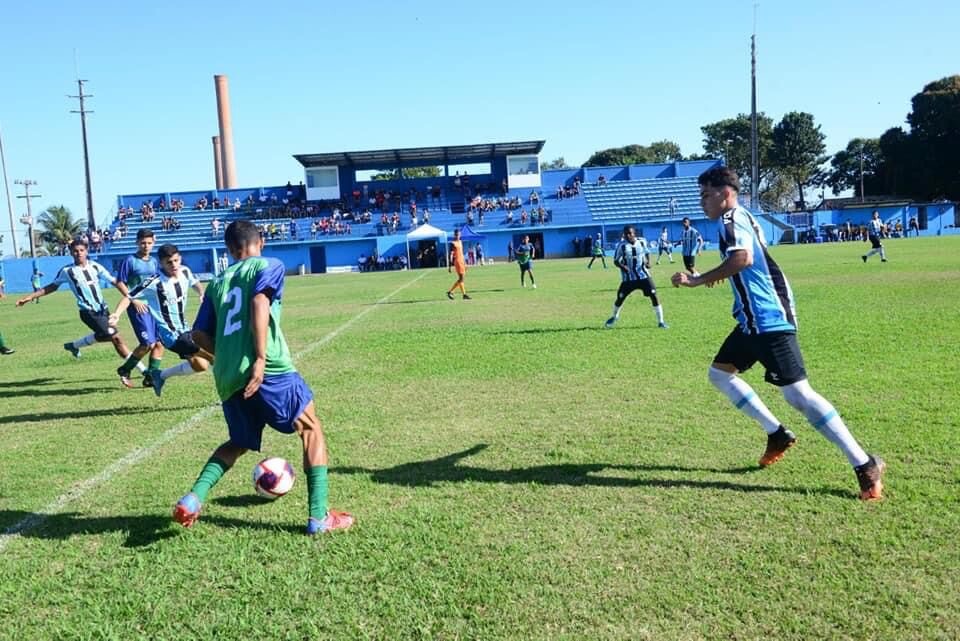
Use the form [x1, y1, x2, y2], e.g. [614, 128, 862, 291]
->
[0, 271, 427, 553]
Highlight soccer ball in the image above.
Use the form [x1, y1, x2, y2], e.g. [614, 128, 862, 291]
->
[252, 457, 295, 499]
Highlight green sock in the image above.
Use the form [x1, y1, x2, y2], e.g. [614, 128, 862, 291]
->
[0, 333, 7, 349]
[149, 357, 162, 370]
[306, 465, 329, 520]
[118, 354, 140, 375]
[190, 457, 231, 502]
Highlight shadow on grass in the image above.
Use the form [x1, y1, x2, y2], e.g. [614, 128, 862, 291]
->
[211, 494, 276, 508]
[0, 510, 302, 548]
[0, 406, 202, 425]
[0, 377, 61, 388]
[0, 386, 112, 399]
[487, 326, 604, 335]
[335, 444, 852, 499]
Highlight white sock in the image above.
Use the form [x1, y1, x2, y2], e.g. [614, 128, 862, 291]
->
[709, 367, 781, 434]
[653, 305, 664, 324]
[879, 247, 887, 259]
[75, 334, 97, 348]
[866, 248, 881, 258]
[611, 304, 621, 319]
[135, 362, 148, 373]
[161, 361, 195, 380]
[781, 381, 869, 467]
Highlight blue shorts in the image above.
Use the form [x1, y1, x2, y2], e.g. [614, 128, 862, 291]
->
[127, 308, 158, 346]
[221, 372, 314, 451]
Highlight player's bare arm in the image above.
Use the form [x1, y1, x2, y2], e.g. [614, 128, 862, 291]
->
[672, 249, 751, 288]
[16, 283, 59, 306]
[243, 292, 270, 399]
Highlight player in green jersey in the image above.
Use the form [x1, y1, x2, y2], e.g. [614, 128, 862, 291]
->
[172, 220, 353, 535]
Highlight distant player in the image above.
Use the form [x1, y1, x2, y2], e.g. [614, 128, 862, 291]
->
[115, 229, 163, 388]
[30, 268, 43, 303]
[109, 243, 211, 397]
[172, 220, 353, 535]
[605, 225, 667, 329]
[587, 233, 606, 269]
[655, 226, 674, 265]
[515, 235, 537, 288]
[671, 167, 885, 500]
[0, 276, 12, 355]
[679, 217, 704, 276]
[16, 237, 136, 364]
[446, 228, 471, 300]
[862, 211, 888, 263]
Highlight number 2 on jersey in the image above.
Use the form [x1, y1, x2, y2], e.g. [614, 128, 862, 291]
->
[223, 287, 243, 336]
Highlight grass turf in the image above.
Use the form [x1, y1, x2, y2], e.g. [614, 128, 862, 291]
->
[0, 235, 957, 640]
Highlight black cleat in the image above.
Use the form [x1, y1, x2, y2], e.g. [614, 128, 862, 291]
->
[759, 426, 797, 467]
[63, 342, 81, 359]
[855, 455, 886, 501]
[0, 347, 14, 355]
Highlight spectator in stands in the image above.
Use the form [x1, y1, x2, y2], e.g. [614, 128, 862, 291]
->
[422, 210, 430, 225]
[158, 199, 166, 211]
[556, 185, 564, 200]
[573, 177, 581, 195]
[668, 197, 678, 217]
[233, 198, 241, 212]
[909, 216, 919, 237]
[213, 197, 220, 209]
[290, 219, 298, 240]
[171, 217, 181, 231]
[358, 254, 367, 272]
[529, 190, 539, 205]
[520, 210, 528, 225]
[506, 210, 514, 224]
[467, 211, 475, 226]
[211, 218, 221, 238]
[411, 211, 418, 228]
[113, 227, 123, 242]
[598, 175, 607, 186]
[478, 209, 485, 226]
[475, 244, 484, 266]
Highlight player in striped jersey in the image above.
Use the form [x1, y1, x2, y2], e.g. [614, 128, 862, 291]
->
[115, 229, 162, 388]
[16, 237, 136, 365]
[109, 244, 211, 397]
[671, 167, 885, 500]
[655, 227, 674, 265]
[172, 220, 353, 535]
[679, 217, 704, 276]
[605, 225, 667, 329]
[861, 210, 888, 263]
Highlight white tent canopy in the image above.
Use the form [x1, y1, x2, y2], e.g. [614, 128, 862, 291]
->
[406, 224, 448, 268]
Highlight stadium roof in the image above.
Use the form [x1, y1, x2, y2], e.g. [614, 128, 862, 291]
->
[293, 141, 545, 169]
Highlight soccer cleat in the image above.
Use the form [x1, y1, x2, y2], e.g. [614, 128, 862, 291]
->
[462, 294, 472, 300]
[658, 322, 669, 329]
[142, 372, 154, 388]
[306, 510, 355, 535]
[604, 316, 617, 329]
[150, 370, 165, 397]
[521, 283, 526, 288]
[855, 455, 886, 501]
[861, 255, 868, 263]
[881, 258, 888, 263]
[172, 492, 202, 527]
[0, 347, 14, 355]
[446, 292, 454, 300]
[117, 366, 135, 389]
[759, 426, 797, 467]
[531, 283, 537, 289]
[63, 342, 81, 359]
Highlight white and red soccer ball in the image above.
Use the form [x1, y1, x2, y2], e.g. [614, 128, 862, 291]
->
[252, 457, 295, 499]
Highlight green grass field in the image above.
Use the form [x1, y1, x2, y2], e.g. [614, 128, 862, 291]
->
[0, 236, 958, 640]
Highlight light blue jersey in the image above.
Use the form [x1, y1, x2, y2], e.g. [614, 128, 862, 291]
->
[117, 254, 158, 295]
[716, 207, 797, 334]
[52, 261, 114, 312]
[127, 267, 199, 344]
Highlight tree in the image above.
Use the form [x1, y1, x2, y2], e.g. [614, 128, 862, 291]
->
[700, 113, 774, 191]
[583, 141, 683, 167]
[371, 166, 442, 181]
[905, 75, 960, 199]
[37, 205, 84, 253]
[540, 157, 570, 171]
[824, 138, 883, 197]
[771, 112, 827, 209]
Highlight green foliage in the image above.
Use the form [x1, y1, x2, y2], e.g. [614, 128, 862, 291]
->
[825, 138, 883, 197]
[700, 113, 774, 190]
[584, 140, 682, 166]
[371, 166, 443, 181]
[1, 242, 959, 639]
[771, 112, 827, 209]
[904, 75, 960, 199]
[540, 157, 570, 171]
[36, 205, 84, 252]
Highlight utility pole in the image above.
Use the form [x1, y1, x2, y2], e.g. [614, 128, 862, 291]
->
[15, 179, 40, 258]
[859, 143, 866, 203]
[749, 3, 760, 210]
[0, 123, 17, 257]
[69, 79, 96, 230]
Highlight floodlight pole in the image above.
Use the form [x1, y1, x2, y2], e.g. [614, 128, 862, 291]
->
[15, 179, 40, 258]
[0, 124, 18, 257]
[749, 33, 759, 209]
[69, 79, 96, 230]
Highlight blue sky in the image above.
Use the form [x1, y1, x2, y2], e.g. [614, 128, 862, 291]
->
[0, 0, 956, 256]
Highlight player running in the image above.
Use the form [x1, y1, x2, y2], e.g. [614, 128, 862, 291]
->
[109, 243, 211, 397]
[515, 235, 537, 288]
[679, 217, 704, 276]
[16, 237, 137, 367]
[115, 229, 163, 388]
[862, 210, 888, 263]
[172, 220, 353, 535]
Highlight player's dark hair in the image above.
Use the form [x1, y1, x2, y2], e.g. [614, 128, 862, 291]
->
[136, 228, 155, 241]
[69, 237, 88, 249]
[224, 219, 260, 252]
[698, 166, 741, 193]
[157, 244, 180, 261]
[682, 217, 690, 224]
[622, 225, 636, 235]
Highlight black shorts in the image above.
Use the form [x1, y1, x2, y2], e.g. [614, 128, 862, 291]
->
[79, 309, 116, 341]
[169, 333, 201, 359]
[617, 277, 656, 300]
[713, 327, 807, 386]
[683, 255, 696, 271]
[869, 234, 882, 249]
